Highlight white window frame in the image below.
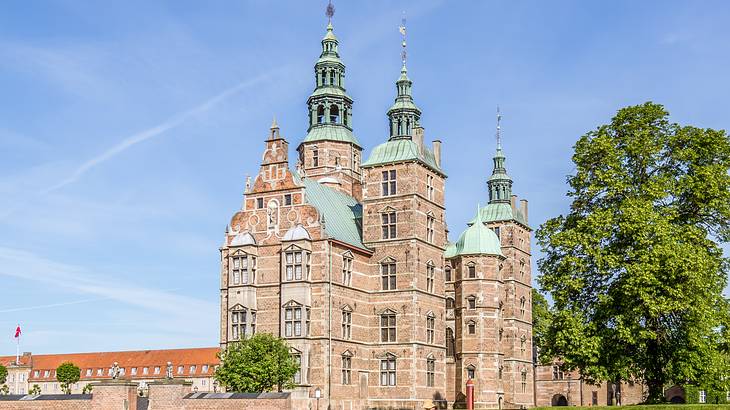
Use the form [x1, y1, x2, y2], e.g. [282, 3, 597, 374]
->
[381, 170, 396, 196]
[380, 354, 396, 386]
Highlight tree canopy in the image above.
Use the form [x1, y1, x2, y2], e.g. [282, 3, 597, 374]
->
[214, 333, 300, 393]
[531, 288, 552, 363]
[0, 365, 7, 385]
[56, 362, 81, 394]
[536, 102, 730, 403]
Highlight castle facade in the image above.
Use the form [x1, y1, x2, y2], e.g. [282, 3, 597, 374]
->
[218, 19, 534, 410]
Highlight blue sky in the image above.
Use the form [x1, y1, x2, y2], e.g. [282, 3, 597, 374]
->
[1, 1, 728, 354]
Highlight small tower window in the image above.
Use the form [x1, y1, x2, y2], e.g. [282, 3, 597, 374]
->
[466, 365, 475, 380]
[313, 149, 319, 167]
[380, 259, 396, 290]
[467, 296, 476, 310]
[317, 105, 325, 124]
[426, 313, 435, 344]
[330, 104, 340, 123]
[467, 321, 476, 335]
[467, 263, 476, 279]
[382, 170, 397, 196]
[426, 358, 435, 387]
[380, 311, 397, 342]
[329, 70, 335, 86]
[381, 212, 397, 240]
[446, 328, 455, 357]
[426, 261, 435, 293]
[520, 296, 526, 318]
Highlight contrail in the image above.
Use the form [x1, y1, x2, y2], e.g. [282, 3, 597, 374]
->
[42, 72, 271, 194]
[0, 297, 104, 313]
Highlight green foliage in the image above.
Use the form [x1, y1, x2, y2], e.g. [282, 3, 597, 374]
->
[29, 384, 41, 395]
[0, 365, 6, 385]
[531, 288, 552, 363]
[56, 362, 81, 394]
[684, 385, 728, 405]
[536, 102, 730, 403]
[82, 383, 93, 394]
[214, 333, 300, 393]
[0, 384, 8, 395]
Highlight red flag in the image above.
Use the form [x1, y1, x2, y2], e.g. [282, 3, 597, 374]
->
[14, 325, 21, 338]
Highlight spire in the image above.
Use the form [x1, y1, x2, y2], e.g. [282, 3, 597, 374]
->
[487, 107, 513, 204]
[387, 13, 421, 140]
[300, 0, 360, 148]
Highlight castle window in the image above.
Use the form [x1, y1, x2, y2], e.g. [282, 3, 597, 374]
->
[520, 259, 526, 279]
[342, 255, 353, 286]
[317, 106, 325, 124]
[381, 211, 397, 239]
[284, 305, 309, 337]
[381, 170, 396, 196]
[380, 311, 396, 342]
[427, 358, 435, 387]
[467, 320, 476, 335]
[498, 364, 503, 379]
[380, 354, 396, 386]
[467, 296, 476, 310]
[329, 70, 335, 86]
[251, 311, 257, 335]
[426, 261, 435, 293]
[329, 104, 339, 123]
[292, 354, 302, 384]
[520, 296, 526, 318]
[499, 328, 503, 342]
[426, 313, 435, 344]
[445, 266, 452, 282]
[521, 335, 527, 353]
[285, 250, 306, 281]
[552, 366, 564, 380]
[492, 227, 501, 240]
[231, 255, 252, 285]
[446, 328, 455, 357]
[446, 297, 455, 310]
[426, 175, 434, 200]
[342, 308, 352, 340]
[231, 307, 249, 340]
[284, 194, 292, 206]
[341, 354, 352, 385]
[467, 263, 476, 278]
[466, 365, 475, 380]
[313, 149, 319, 167]
[426, 214, 435, 243]
[380, 259, 396, 290]
[257, 198, 264, 209]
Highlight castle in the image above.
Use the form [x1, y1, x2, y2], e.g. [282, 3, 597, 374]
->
[218, 16, 534, 410]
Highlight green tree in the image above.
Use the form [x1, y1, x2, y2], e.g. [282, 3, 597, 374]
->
[214, 333, 300, 392]
[536, 102, 730, 403]
[29, 384, 41, 395]
[56, 362, 81, 394]
[0, 384, 9, 395]
[531, 288, 552, 363]
[0, 365, 6, 385]
[82, 384, 93, 394]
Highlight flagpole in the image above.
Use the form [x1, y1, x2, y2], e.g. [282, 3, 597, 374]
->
[16, 324, 20, 365]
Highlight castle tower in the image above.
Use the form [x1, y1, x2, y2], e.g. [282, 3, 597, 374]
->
[297, 20, 363, 200]
[360, 24, 450, 405]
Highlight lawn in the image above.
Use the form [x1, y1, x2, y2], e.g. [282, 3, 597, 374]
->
[534, 406, 730, 410]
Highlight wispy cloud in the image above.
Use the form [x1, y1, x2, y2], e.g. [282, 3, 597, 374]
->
[43, 73, 273, 194]
[0, 247, 216, 320]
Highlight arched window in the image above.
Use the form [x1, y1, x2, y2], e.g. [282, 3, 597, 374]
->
[317, 105, 325, 124]
[446, 297, 455, 310]
[467, 295, 476, 310]
[520, 296, 526, 318]
[343, 108, 348, 126]
[329, 70, 336, 86]
[445, 265, 452, 282]
[329, 104, 340, 123]
[467, 320, 476, 335]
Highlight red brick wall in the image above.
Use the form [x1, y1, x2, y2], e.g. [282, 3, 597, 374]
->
[0, 400, 90, 410]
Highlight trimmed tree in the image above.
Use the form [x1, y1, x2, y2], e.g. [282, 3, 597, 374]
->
[56, 362, 81, 394]
[0, 365, 6, 385]
[536, 102, 730, 403]
[29, 384, 41, 395]
[531, 288, 552, 364]
[214, 333, 300, 392]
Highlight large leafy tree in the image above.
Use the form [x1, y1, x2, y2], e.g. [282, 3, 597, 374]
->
[537, 102, 730, 403]
[531, 288, 552, 363]
[56, 362, 80, 394]
[214, 333, 300, 393]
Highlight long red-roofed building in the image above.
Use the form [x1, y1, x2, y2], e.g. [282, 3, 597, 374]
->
[0, 347, 219, 395]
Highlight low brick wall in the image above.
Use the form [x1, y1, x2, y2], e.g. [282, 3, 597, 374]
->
[0, 394, 91, 410]
[0, 381, 290, 410]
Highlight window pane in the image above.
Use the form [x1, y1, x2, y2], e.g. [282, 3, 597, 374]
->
[286, 253, 293, 263]
[295, 252, 302, 263]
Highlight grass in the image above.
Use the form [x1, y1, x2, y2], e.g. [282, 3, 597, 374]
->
[534, 406, 730, 410]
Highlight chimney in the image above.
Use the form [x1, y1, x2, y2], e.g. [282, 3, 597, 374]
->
[433, 140, 442, 168]
[511, 195, 517, 211]
[413, 126, 424, 153]
[520, 199, 529, 223]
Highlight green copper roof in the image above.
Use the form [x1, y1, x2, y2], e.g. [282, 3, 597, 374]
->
[310, 86, 351, 99]
[361, 139, 445, 176]
[387, 99, 420, 113]
[302, 124, 360, 147]
[296, 174, 366, 251]
[468, 202, 529, 228]
[444, 242, 457, 259]
[449, 210, 503, 258]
